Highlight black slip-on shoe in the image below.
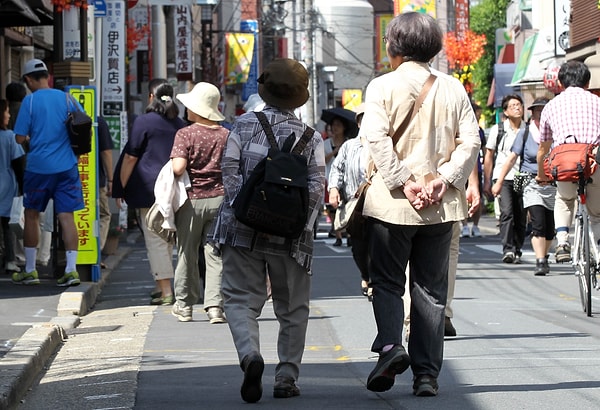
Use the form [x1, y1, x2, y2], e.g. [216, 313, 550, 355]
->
[241, 353, 264, 403]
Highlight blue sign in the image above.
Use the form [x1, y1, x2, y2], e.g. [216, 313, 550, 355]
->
[241, 20, 259, 102]
[94, 0, 107, 17]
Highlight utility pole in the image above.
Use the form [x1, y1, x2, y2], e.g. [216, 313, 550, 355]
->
[304, 0, 316, 127]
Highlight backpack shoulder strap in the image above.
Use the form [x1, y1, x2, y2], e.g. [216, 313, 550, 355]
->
[291, 126, 315, 155]
[254, 111, 278, 150]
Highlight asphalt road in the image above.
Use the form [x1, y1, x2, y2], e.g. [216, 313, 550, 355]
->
[8, 215, 600, 409]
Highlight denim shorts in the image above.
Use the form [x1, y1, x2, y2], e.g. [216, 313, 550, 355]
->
[23, 165, 84, 213]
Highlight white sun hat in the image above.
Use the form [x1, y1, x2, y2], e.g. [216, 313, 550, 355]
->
[176, 82, 225, 122]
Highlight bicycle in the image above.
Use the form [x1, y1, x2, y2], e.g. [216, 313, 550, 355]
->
[571, 178, 600, 316]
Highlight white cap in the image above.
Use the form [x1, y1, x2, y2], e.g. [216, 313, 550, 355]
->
[23, 59, 48, 76]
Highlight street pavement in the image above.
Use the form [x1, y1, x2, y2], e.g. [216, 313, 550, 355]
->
[3, 213, 600, 409]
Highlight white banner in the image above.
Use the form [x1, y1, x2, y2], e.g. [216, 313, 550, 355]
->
[174, 5, 192, 76]
[101, 0, 126, 116]
[554, 0, 570, 56]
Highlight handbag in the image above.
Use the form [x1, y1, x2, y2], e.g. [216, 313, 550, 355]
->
[345, 74, 437, 239]
[333, 196, 359, 231]
[65, 93, 93, 155]
[513, 123, 531, 195]
[543, 139, 598, 182]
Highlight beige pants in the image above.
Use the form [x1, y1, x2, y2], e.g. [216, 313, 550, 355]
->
[137, 207, 174, 281]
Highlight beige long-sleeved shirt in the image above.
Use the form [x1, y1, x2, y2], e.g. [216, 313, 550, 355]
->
[360, 61, 480, 225]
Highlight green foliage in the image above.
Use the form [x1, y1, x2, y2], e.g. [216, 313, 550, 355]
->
[470, 0, 510, 126]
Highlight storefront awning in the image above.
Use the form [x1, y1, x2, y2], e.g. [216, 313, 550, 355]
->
[0, 0, 53, 27]
[508, 28, 556, 87]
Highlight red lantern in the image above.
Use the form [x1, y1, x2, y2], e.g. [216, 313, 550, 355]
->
[543, 63, 563, 94]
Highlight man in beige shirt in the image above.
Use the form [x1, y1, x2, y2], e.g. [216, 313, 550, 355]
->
[360, 12, 480, 397]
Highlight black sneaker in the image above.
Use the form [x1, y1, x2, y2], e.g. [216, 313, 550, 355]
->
[534, 259, 547, 276]
[241, 353, 264, 403]
[273, 376, 300, 398]
[413, 375, 439, 396]
[366, 345, 410, 392]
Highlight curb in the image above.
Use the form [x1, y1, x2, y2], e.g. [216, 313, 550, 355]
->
[0, 239, 136, 410]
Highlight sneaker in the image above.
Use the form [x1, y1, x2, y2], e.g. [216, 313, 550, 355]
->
[471, 225, 482, 237]
[461, 225, 470, 238]
[502, 251, 515, 264]
[555, 243, 572, 263]
[241, 353, 264, 403]
[12, 270, 40, 285]
[413, 375, 439, 397]
[172, 302, 193, 322]
[513, 250, 522, 264]
[273, 376, 300, 398]
[57, 271, 80, 287]
[444, 316, 457, 337]
[5, 261, 21, 273]
[366, 345, 411, 392]
[534, 259, 547, 276]
[207, 306, 227, 324]
[151, 294, 174, 305]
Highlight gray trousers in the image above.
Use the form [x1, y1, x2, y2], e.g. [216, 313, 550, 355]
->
[174, 197, 223, 309]
[368, 218, 453, 378]
[221, 245, 311, 381]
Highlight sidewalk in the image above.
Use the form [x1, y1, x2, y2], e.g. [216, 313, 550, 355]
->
[0, 213, 502, 409]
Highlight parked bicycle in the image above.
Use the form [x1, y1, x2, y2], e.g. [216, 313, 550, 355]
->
[572, 178, 600, 316]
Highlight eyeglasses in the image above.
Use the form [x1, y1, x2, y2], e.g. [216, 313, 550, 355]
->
[382, 36, 387, 44]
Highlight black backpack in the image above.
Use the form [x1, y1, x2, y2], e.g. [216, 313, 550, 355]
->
[233, 111, 315, 239]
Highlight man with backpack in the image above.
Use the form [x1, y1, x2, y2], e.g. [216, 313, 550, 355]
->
[211, 58, 326, 403]
[483, 94, 527, 263]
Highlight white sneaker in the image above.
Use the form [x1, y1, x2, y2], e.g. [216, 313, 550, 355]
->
[471, 225, 481, 237]
[5, 261, 21, 272]
[461, 225, 470, 238]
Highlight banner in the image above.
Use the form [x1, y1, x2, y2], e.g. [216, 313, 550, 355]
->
[102, 0, 126, 117]
[375, 14, 393, 73]
[342, 89, 362, 111]
[455, 0, 469, 39]
[174, 5, 192, 80]
[224, 33, 255, 85]
[394, 0, 436, 17]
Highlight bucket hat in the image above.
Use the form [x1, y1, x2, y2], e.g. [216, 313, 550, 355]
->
[176, 82, 225, 121]
[23, 59, 48, 76]
[528, 97, 549, 110]
[258, 59, 309, 109]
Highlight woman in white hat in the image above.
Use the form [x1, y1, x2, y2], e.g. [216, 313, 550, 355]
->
[170, 82, 229, 324]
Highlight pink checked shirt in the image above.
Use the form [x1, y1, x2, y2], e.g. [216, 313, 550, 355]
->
[539, 87, 600, 146]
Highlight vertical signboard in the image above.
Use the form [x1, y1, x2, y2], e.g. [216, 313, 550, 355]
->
[67, 86, 100, 276]
[174, 5, 192, 81]
[554, 0, 570, 56]
[375, 14, 392, 73]
[455, 0, 469, 39]
[102, 0, 126, 149]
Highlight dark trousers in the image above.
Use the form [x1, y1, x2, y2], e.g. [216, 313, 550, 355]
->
[351, 235, 369, 283]
[499, 180, 527, 254]
[367, 218, 453, 378]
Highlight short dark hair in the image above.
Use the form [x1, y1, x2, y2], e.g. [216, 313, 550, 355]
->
[558, 61, 591, 89]
[385, 12, 443, 62]
[0, 99, 7, 130]
[6, 82, 27, 102]
[22, 71, 48, 83]
[501, 94, 523, 111]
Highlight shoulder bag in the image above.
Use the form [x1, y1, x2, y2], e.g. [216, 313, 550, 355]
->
[543, 137, 598, 183]
[513, 123, 532, 194]
[65, 93, 93, 156]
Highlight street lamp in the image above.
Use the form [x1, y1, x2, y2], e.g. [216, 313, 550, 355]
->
[322, 65, 337, 109]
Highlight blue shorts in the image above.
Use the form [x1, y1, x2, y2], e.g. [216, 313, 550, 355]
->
[23, 165, 84, 213]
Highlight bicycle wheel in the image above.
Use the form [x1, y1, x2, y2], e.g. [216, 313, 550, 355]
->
[583, 216, 593, 316]
[574, 214, 589, 314]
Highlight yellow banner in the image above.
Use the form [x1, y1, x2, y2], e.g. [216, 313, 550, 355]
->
[394, 0, 436, 17]
[68, 87, 99, 267]
[224, 33, 255, 85]
[376, 15, 393, 73]
[342, 89, 363, 111]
